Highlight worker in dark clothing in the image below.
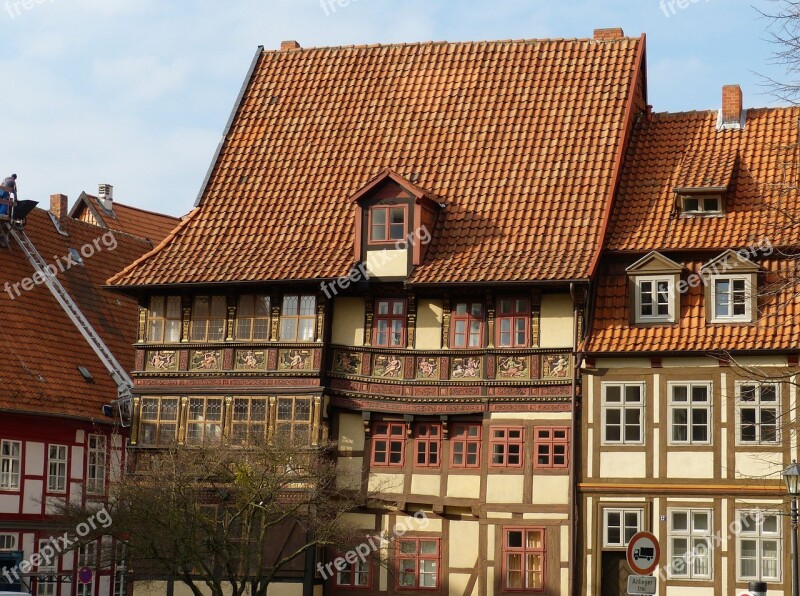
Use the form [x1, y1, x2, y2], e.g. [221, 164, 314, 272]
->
[0, 174, 16, 216]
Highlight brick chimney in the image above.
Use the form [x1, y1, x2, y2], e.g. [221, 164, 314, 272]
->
[50, 194, 68, 220]
[281, 40, 301, 51]
[722, 85, 743, 125]
[594, 28, 624, 41]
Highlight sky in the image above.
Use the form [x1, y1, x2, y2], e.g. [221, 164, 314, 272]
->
[0, 0, 792, 217]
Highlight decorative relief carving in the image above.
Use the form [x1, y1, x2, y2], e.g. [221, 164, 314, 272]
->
[189, 349, 222, 371]
[372, 354, 403, 378]
[486, 354, 496, 379]
[441, 296, 451, 348]
[226, 305, 236, 341]
[179, 350, 189, 370]
[416, 357, 438, 379]
[497, 355, 529, 379]
[440, 357, 450, 380]
[146, 350, 178, 372]
[451, 356, 481, 379]
[313, 349, 321, 369]
[364, 294, 374, 347]
[267, 349, 278, 370]
[181, 306, 191, 343]
[135, 349, 145, 371]
[235, 349, 266, 370]
[270, 304, 280, 341]
[316, 302, 325, 343]
[406, 293, 417, 349]
[223, 348, 233, 370]
[278, 349, 312, 371]
[137, 306, 147, 343]
[446, 386, 482, 396]
[531, 289, 541, 348]
[361, 352, 372, 376]
[542, 354, 570, 379]
[333, 351, 361, 375]
[403, 356, 414, 379]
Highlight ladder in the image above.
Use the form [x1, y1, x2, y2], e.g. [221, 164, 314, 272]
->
[9, 226, 134, 424]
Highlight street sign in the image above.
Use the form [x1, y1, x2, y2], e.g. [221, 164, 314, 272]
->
[626, 531, 660, 575]
[77, 567, 93, 585]
[627, 575, 656, 595]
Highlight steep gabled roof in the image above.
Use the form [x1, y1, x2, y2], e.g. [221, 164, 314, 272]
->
[606, 107, 800, 251]
[109, 35, 646, 288]
[70, 193, 182, 244]
[0, 209, 155, 419]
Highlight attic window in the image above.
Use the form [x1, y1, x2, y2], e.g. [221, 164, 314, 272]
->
[369, 205, 407, 243]
[680, 195, 722, 216]
[68, 248, 84, 266]
[77, 366, 95, 383]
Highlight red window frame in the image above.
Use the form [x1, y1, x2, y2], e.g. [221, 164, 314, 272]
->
[496, 297, 530, 347]
[332, 553, 372, 590]
[533, 427, 569, 469]
[369, 205, 407, 244]
[502, 528, 546, 592]
[373, 299, 407, 347]
[450, 302, 485, 348]
[490, 427, 524, 468]
[450, 423, 482, 468]
[371, 422, 405, 467]
[414, 423, 442, 468]
[396, 538, 441, 590]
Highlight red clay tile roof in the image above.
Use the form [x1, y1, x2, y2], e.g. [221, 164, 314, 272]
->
[673, 146, 737, 192]
[588, 106, 800, 353]
[71, 193, 182, 244]
[110, 36, 646, 287]
[0, 209, 153, 419]
[588, 258, 800, 353]
[606, 108, 800, 251]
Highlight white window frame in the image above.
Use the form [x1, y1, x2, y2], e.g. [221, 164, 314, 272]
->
[0, 534, 17, 550]
[711, 275, 752, 323]
[603, 508, 643, 548]
[736, 382, 780, 445]
[47, 444, 68, 493]
[86, 435, 107, 495]
[634, 275, 675, 323]
[667, 509, 713, 580]
[681, 194, 722, 215]
[738, 510, 781, 582]
[0, 440, 21, 490]
[36, 538, 58, 596]
[668, 382, 712, 445]
[601, 383, 645, 445]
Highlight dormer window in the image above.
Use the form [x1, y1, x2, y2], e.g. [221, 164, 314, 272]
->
[680, 194, 722, 216]
[369, 205, 406, 244]
[701, 250, 759, 324]
[626, 252, 683, 325]
[635, 276, 674, 323]
[711, 276, 751, 322]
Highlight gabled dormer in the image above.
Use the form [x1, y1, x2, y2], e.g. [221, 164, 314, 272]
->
[350, 169, 442, 279]
[626, 251, 683, 324]
[700, 249, 760, 324]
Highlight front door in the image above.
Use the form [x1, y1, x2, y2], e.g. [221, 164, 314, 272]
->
[601, 551, 631, 596]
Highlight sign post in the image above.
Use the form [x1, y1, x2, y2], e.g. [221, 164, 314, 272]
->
[626, 531, 660, 595]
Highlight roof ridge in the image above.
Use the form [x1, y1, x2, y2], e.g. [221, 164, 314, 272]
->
[84, 194, 183, 221]
[267, 35, 640, 54]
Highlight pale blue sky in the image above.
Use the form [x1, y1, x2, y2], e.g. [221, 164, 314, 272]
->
[0, 0, 789, 216]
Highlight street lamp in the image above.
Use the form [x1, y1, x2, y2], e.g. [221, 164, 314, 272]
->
[783, 460, 800, 596]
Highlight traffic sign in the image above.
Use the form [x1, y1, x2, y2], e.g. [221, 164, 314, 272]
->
[626, 531, 660, 575]
[627, 575, 656, 595]
[77, 567, 93, 585]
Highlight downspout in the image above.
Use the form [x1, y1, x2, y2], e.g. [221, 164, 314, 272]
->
[569, 282, 588, 596]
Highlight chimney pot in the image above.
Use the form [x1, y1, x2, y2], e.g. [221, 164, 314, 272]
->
[593, 28, 625, 41]
[281, 40, 301, 51]
[722, 84, 743, 125]
[98, 184, 113, 211]
[50, 194, 68, 220]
